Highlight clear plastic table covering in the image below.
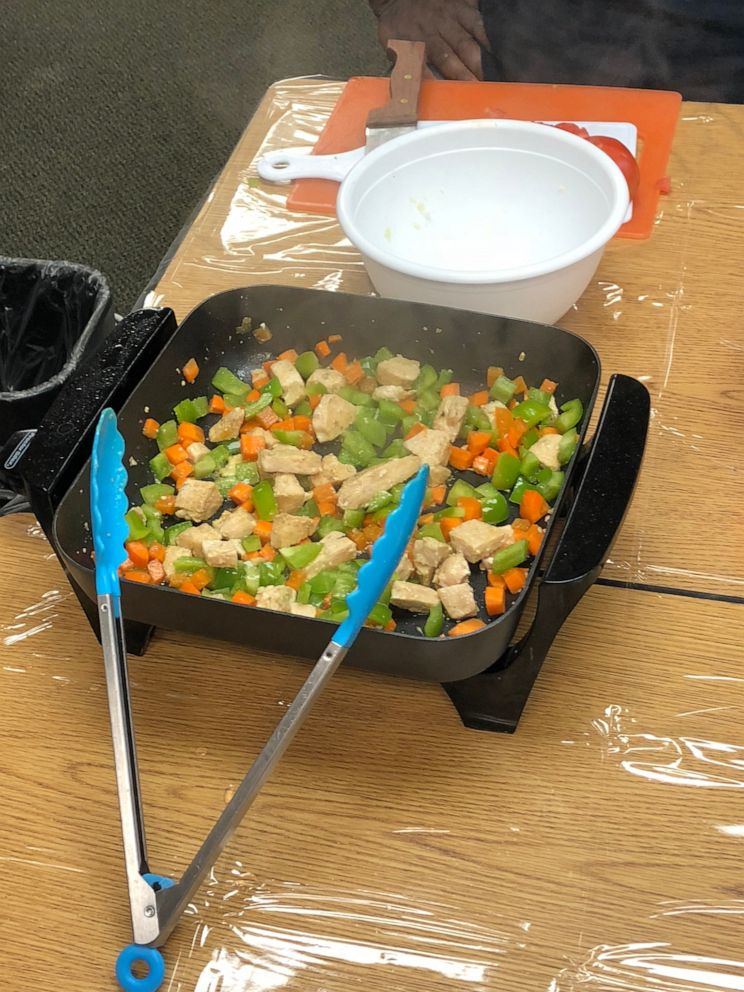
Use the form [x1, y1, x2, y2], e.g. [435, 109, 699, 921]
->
[2, 78, 744, 992]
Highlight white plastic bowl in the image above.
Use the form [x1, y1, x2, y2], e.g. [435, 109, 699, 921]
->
[336, 120, 629, 324]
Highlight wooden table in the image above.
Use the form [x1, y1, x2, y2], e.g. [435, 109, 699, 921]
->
[2, 79, 744, 992]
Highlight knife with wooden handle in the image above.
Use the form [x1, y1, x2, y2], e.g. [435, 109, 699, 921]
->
[365, 39, 426, 152]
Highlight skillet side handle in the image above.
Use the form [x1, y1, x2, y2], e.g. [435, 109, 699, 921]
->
[18, 308, 178, 534]
[444, 374, 650, 733]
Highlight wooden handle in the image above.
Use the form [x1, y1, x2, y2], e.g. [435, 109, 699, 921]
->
[367, 40, 426, 130]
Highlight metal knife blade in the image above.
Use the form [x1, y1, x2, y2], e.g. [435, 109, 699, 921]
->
[365, 39, 426, 153]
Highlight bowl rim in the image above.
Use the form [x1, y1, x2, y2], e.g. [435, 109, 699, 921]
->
[336, 119, 630, 285]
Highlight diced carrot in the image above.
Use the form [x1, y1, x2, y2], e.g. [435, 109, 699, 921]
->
[313, 482, 336, 504]
[405, 422, 426, 440]
[293, 415, 312, 433]
[262, 360, 275, 376]
[503, 568, 528, 594]
[125, 541, 150, 569]
[309, 393, 322, 409]
[440, 516, 464, 540]
[148, 542, 165, 563]
[155, 495, 176, 515]
[539, 426, 560, 437]
[170, 461, 194, 487]
[254, 520, 273, 543]
[449, 446, 474, 471]
[399, 398, 417, 415]
[246, 389, 260, 403]
[286, 570, 306, 591]
[177, 422, 205, 446]
[258, 544, 277, 561]
[494, 407, 513, 437]
[448, 618, 487, 637]
[540, 378, 558, 395]
[256, 406, 281, 429]
[469, 391, 489, 407]
[277, 348, 298, 363]
[520, 490, 550, 524]
[508, 418, 529, 449]
[466, 431, 491, 455]
[330, 352, 348, 373]
[252, 371, 270, 389]
[487, 366, 503, 388]
[179, 580, 200, 595]
[485, 585, 506, 616]
[457, 497, 482, 521]
[190, 568, 212, 591]
[315, 339, 331, 358]
[269, 418, 295, 433]
[472, 447, 499, 476]
[147, 560, 165, 584]
[240, 433, 265, 461]
[498, 438, 519, 459]
[526, 524, 542, 556]
[164, 443, 190, 465]
[440, 383, 460, 398]
[232, 591, 256, 606]
[209, 394, 226, 414]
[142, 418, 160, 439]
[228, 482, 254, 506]
[430, 485, 447, 506]
[513, 375, 528, 395]
[119, 557, 135, 574]
[327, 333, 343, 344]
[488, 572, 506, 588]
[125, 569, 153, 585]
[182, 358, 199, 383]
[418, 513, 434, 526]
[347, 528, 366, 552]
[344, 360, 364, 385]
[315, 499, 336, 517]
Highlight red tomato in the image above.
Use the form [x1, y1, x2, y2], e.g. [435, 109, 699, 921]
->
[587, 135, 641, 201]
[553, 122, 590, 139]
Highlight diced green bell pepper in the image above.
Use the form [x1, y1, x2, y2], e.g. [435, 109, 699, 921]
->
[365, 489, 392, 512]
[434, 506, 465, 520]
[295, 350, 320, 379]
[489, 375, 517, 404]
[243, 392, 273, 420]
[436, 368, 454, 390]
[211, 445, 231, 469]
[389, 482, 406, 503]
[272, 429, 305, 447]
[475, 482, 500, 501]
[223, 393, 247, 409]
[149, 452, 172, 483]
[374, 346, 394, 363]
[416, 389, 439, 413]
[447, 479, 477, 505]
[173, 397, 207, 424]
[241, 535, 261, 554]
[371, 504, 393, 523]
[193, 454, 217, 479]
[320, 600, 350, 623]
[260, 376, 283, 398]
[213, 567, 240, 590]
[355, 409, 388, 448]
[338, 385, 375, 407]
[491, 539, 529, 574]
[253, 480, 277, 521]
[175, 556, 209, 574]
[491, 453, 521, 490]
[241, 561, 261, 595]
[341, 430, 376, 467]
[555, 398, 584, 434]
[383, 439, 407, 459]
[125, 508, 150, 542]
[272, 398, 290, 419]
[509, 476, 539, 505]
[481, 494, 509, 524]
[164, 521, 192, 545]
[310, 570, 337, 596]
[212, 367, 250, 396]
[464, 406, 492, 433]
[558, 428, 579, 464]
[527, 387, 551, 406]
[259, 560, 286, 586]
[192, 396, 208, 418]
[214, 476, 237, 498]
[343, 508, 365, 529]
[377, 399, 404, 427]
[367, 602, 393, 627]
[280, 543, 322, 570]
[297, 581, 313, 605]
[294, 400, 312, 417]
[156, 420, 178, 451]
[418, 522, 446, 542]
[140, 483, 174, 505]
[317, 516, 345, 539]
[306, 382, 327, 397]
[520, 428, 539, 452]
[415, 364, 438, 391]
[423, 602, 444, 638]
[235, 461, 259, 483]
[520, 450, 541, 482]
[141, 505, 164, 544]
[511, 399, 551, 428]
[538, 470, 565, 502]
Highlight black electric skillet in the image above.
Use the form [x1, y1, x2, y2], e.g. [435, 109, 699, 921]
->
[11, 286, 648, 728]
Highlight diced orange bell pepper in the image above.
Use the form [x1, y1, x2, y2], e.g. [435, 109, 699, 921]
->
[164, 443, 190, 465]
[142, 418, 160, 439]
[228, 482, 254, 507]
[448, 446, 474, 471]
[493, 407, 513, 438]
[155, 495, 176, 515]
[520, 490, 550, 524]
[170, 461, 194, 488]
[125, 541, 150, 569]
[232, 591, 256, 606]
[277, 348, 298, 363]
[457, 496, 482, 521]
[468, 391, 489, 407]
[540, 378, 558, 395]
[148, 542, 165, 563]
[182, 358, 199, 383]
[177, 422, 204, 446]
[330, 352, 348, 373]
[502, 567, 527, 594]
[125, 569, 153, 585]
[314, 339, 331, 358]
[440, 383, 460, 398]
[240, 433, 265, 461]
[466, 431, 491, 455]
[440, 516, 463, 540]
[507, 418, 528, 449]
[487, 366, 503, 388]
[448, 619, 486, 637]
[485, 585, 506, 616]
[344, 360, 364, 385]
[209, 394, 226, 414]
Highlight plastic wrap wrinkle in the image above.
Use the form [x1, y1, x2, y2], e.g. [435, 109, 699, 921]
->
[2, 587, 73, 646]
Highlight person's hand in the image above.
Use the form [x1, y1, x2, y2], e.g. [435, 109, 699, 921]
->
[371, 0, 490, 81]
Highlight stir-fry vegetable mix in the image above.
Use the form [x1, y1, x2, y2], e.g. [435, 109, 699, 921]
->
[123, 339, 583, 637]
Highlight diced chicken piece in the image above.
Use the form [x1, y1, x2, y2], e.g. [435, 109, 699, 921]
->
[483, 400, 506, 421]
[306, 367, 346, 394]
[357, 376, 378, 395]
[175, 480, 223, 523]
[433, 395, 469, 441]
[202, 539, 239, 569]
[147, 559, 165, 584]
[255, 585, 297, 613]
[548, 395, 559, 418]
[373, 384, 412, 402]
[312, 393, 357, 443]
[176, 522, 221, 558]
[219, 454, 243, 478]
[214, 506, 256, 540]
[412, 537, 451, 585]
[258, 444, 323, 476]
[272, 359, 306, 407]
[321, 454, 356, 485]
[270, 513, 318, 549]
[530, 434, 562, 471]
[337, 454, 421, 510]
[434, 552, 470, 588]
[248, 426, 278, 449]
[163, 546, 191, 579]
[438, 582, 478, 620]
[208, 407, 245, 443]
[394, 554, 414, 581]
[403, 428, 451, 468]
[273, 473, 305, 514]
[376, 355, 420, 388]
[291, 603, 317, 618]
[186, 441, 210, 463]
[305, 532, 357, 579]
[429, 465, 451, 487]
[390, 580, 439, 613]
[449, 519, 514, 563]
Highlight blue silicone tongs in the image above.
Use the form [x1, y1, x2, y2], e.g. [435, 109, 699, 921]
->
[90, 407, 429, 992]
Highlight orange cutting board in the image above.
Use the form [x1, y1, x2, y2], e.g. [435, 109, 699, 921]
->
[286, 78, 681, 240]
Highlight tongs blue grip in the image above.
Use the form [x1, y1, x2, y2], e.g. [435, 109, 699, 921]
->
[90, 408, 130, 599]
[334, 464, 429, 648]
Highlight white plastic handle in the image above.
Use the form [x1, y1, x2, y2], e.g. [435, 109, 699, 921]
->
[256, 146, 364, 184]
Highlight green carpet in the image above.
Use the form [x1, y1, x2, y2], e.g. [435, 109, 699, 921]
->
[2, 0, 385, 310]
